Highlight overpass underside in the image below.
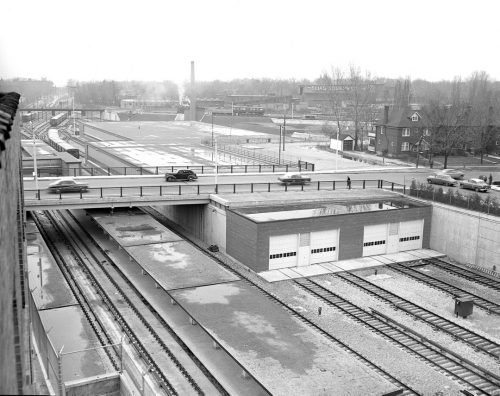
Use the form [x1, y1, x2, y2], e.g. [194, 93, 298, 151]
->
[24, 194, 211, 210]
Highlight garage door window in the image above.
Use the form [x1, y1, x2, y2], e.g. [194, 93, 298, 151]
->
[399, 236, 420, 242]
[363, 240, 386, 247]
[270, 251, 297, 260]
[311, 246, 336, 254]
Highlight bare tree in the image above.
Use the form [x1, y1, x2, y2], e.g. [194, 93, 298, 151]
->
[324, 65, 377, 150]
[466, 71, 498, 163]
[423, 78, 469, 169]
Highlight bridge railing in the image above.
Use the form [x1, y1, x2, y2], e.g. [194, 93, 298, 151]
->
[58, 162, 315, 177]
[25, 179, 405, 202]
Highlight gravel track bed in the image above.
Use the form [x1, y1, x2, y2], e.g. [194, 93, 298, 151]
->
[354, 267, 500, 342]
[315, 274, 500, 376]
[424, 264, 500, 304]
[269, 277, 462, 395]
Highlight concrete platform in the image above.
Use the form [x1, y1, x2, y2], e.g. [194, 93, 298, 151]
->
[26, 220, 78, 310]
[40, 305, 114, 381]
[258, 249, 446, 282]
[124, 241, 239, 290]
[171, 281, 398, 396]
[92, 212, 183, 246]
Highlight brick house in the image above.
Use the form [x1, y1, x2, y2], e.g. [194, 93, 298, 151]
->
[374, 104, 431, 158]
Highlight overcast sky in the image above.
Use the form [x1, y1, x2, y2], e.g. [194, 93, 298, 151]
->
[1, 0, 499, 87]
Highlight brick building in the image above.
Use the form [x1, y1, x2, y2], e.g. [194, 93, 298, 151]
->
[0, 92, 31, 394]
[374, 104, 431, 158]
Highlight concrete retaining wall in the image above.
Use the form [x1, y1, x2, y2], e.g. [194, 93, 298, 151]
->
[430, 203, 500, 271]
[65, 373, 120, 396]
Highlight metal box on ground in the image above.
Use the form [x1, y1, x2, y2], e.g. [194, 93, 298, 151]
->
[454, 296, 473, 318]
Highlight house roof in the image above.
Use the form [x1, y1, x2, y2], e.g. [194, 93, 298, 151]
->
[339, 133, 354, 140]
[376, 106, 428, 128]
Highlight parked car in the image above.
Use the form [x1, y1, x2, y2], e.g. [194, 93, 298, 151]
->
[440, 169, 465, 180]
[490, 181, 500, 191]
[426, 173, 458, 186]
[460, 178, 491, 192]
[165, 169, 198, 182]
[278, 173, 311, 185]
[47, 178, 89, 193]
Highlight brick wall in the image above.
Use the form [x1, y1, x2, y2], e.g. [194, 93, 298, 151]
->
[227, 205, 432, 272]
[0, 112, 30, 393]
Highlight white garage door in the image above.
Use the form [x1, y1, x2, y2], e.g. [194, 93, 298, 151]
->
[310, 229, 339, 264]
[398, 220, 424, 251]
[363, 224, 388, 257]
[269, 234, 298, 269]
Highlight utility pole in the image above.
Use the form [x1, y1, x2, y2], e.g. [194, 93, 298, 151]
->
[31, 122, 39, 195]
[283, 104, 286, 151]
[211, 112, 214, 161]
[278, 125, 282, 164]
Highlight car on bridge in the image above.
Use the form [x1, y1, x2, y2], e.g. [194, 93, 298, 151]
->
[278, 172, 311, 185]
[460, 178, 491, 192]
[165, 169, 198, 182]
[426, 173, 458, 187]
[47, 178, 89, 193]
[491, 181, 500, 191]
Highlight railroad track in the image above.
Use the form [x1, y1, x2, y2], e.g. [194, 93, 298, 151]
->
[388, 263, 500, 316]
[335, 271, 500, 359]
[34, 210, 217, 396]
[62, 210, 228, 395]
[294, 277, 500, 395]
[423, 258, 500, 293]
[141, 207, 420, 396]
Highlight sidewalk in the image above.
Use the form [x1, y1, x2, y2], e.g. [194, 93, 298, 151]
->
[240, 141, 422, 171]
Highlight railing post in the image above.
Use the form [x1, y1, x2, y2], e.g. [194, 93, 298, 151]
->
[80, 190, 83, 199]
[233, 184, 236, 193]
[140, 186, 143, 197]
[160, 185, 162, 196]
[391, 182, 394, 191]
[124, 167, 127, 176]
[259, 164, 261, 173]
[202, 165, 204, 174]
[333, 181, 335, 190]
[317, 181, 320, 190]
[285, 184, 288, 192]
[363, 180, 366, 189]
[231, 165, 233, 173]
[107, 167, 110, 176]
[251, 183, 254, 193]
[286, 164, 289, 172]
[91, 168, 94, 176]
[268, 183, 271, 192]
[273, 165, 275, 172]
[178, 185, 181, 195]
[156, 166, 158, 175]
[120, 187, 123, 197]
[100, 188, 103, 198]
[245, 165, 248, 173]
[197, 185, 200, 195]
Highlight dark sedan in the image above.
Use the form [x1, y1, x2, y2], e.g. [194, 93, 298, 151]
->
[165, 169, 198, 182]
[47, 178, 89, 193]
[278, 173, 311, 185]
[426, 173, 458, 186]
[460, 178, 490, 192]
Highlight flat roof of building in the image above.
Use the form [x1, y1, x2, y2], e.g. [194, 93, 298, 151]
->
[239, 199, 420, 222]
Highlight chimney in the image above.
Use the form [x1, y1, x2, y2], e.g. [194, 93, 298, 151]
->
[190, 61, 197, 122]
[384, 105, 389, 124]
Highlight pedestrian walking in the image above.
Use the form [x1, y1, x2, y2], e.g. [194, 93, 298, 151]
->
[318, 306, 322, 316]
[347, 176, 351, 190]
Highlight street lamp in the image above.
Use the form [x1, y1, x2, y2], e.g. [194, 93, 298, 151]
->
[31, 121, 39, 194]
[211, 112, 214, 161]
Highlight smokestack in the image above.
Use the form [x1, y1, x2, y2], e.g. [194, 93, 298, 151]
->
[384, 105, 389, 124]
[190, 61, 197, 122]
